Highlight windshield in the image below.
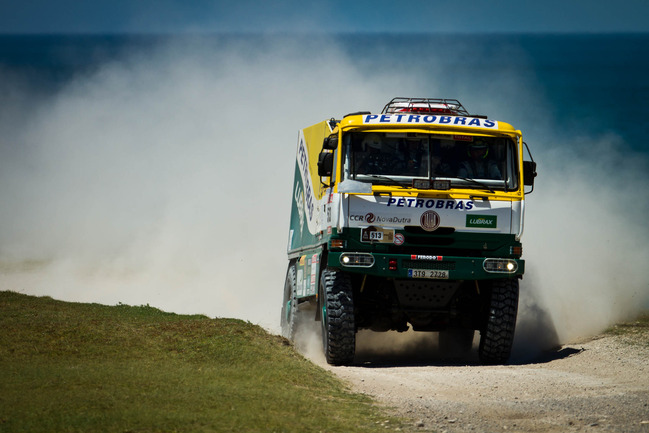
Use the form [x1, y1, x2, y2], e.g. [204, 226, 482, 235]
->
[341, 132, 518, 191]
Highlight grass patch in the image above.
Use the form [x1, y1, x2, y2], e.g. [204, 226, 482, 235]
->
[0, 291, 406, 432]
[604, 312, 649, 347]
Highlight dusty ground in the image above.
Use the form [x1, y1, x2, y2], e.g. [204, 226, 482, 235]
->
[305, 328, 649, 433]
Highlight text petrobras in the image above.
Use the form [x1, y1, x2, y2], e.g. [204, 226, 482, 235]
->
[363, 114, 498, 129]
[297, 135, 315, 220]
[387, 198, 474, 210]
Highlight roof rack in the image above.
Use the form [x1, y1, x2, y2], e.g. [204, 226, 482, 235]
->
[381, 97, 471, 117]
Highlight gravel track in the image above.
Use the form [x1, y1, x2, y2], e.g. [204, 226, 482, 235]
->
[310, 330, 649, 432]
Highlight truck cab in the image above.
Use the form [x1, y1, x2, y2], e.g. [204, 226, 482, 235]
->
[282, 98, 536, 365]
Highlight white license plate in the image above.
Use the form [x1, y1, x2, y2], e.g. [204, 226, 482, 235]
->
[408, 269, 449, 279]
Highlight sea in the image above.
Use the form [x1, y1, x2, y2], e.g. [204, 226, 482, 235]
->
[2, 33, 648, 145]
[1, 33, 648, 345]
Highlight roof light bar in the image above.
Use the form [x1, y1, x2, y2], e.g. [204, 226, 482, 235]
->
[382, 97, 470, 116]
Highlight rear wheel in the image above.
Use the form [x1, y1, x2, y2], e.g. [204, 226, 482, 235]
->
[280, 263, 297, 340]
[478, 278, 519, 365]
[320, 268, 355, 365]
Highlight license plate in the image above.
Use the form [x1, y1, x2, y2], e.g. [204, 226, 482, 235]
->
[408, 269, 449, 279]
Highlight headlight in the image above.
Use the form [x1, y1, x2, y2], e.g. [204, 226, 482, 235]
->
[339, 253, 375, 268]
[483, 258, 518, 274]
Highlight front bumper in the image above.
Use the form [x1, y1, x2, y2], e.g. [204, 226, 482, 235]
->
[327, 251, 524, 280]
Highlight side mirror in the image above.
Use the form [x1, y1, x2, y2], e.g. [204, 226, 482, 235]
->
[523, 161, 537, 186]
[322, 134, 338, 150]
[318, 151, 334, 177]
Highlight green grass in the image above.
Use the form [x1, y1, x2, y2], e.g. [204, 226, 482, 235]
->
[604, 312, 649, 347]
[0, 291, 406, 433]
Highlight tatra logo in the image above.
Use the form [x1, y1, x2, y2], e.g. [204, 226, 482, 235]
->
[420, 210, 441, 232]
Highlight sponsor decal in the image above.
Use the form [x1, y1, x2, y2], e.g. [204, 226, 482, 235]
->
[394, 233, 405, 246]
[361, 227, 395, 243]
[363, 114, 498, 129]
[296, 269, 304, 296]
[350, 214, 413, 224]
[297, 136, 315, 220]
[295, 130, 319, 235]
[386, 197, 474, 210]
[293, 182, 305, 235]
[410, 255, 443, 261]
[420, 210, 441, 232]
[466, 214, 498, 228]
[310, 254, 318, 291]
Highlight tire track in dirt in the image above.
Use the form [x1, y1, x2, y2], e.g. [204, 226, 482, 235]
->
[311, 331, 649, 432]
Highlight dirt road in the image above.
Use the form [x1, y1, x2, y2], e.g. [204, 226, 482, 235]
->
[308, 329, 649, 432]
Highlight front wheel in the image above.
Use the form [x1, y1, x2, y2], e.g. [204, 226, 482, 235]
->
[320, 268, 355, 365]
[280, 263, 297, 340]
[478, 278, 519, 365]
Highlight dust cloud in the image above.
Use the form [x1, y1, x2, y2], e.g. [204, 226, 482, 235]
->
[519, 133, 649, 346]
[0, 37, 419, 331]
[1, 36, 648, 356]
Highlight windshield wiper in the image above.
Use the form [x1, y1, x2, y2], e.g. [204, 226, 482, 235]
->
[457, 177, 495, 193]
[366, 175, 410, 188]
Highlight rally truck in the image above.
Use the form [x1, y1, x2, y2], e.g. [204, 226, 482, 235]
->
[281, 97, 537, 365]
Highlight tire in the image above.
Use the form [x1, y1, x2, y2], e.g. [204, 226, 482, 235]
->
[280, 263, 298, 341]
[439, 328, 475, 356]
[320, 268, 355, 365]
[478, 278, 519, 365]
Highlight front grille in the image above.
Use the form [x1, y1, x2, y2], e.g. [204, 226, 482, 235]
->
[402, 260, 456, 270]
[387, 243, 484, 257]
[405, 236, 455, 246]
[394, 279, 461, 308]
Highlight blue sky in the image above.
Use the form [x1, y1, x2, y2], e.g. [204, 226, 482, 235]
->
[1, 0, 648, 34]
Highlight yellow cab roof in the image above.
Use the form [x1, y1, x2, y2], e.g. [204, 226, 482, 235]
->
[335, 113, 521, 139]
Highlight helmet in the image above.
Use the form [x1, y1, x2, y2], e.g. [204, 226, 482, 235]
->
[362, 134, 382, 150]
[468, 140, 488, 158]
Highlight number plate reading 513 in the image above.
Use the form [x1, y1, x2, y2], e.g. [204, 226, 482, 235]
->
[408, 269, 449, 279]
[361, 227, 394, 243]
